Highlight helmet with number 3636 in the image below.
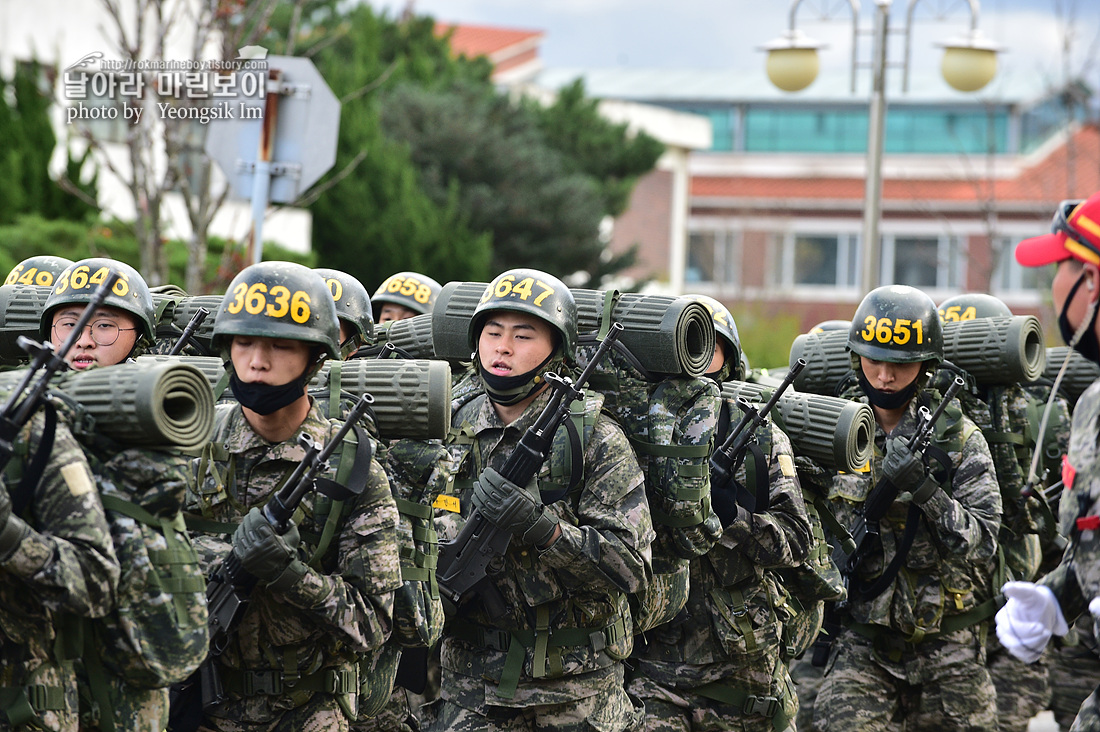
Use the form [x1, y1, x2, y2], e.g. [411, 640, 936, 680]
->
[469, 268, 577, 361]
[372, 271, 442, 319]
[212, 261, 341, 361]
[848, 285, 943, 364]
[40, 257, 157, 346]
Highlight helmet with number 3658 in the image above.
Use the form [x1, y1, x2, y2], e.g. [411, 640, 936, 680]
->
[469, 268, 577, 361]
[372, 271, 442, 318]
[212, 261, 341, 361]
[848, 285, 943, 364]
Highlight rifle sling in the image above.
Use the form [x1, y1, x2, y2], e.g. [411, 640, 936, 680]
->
[850, 503, 920, 602]
[13, 401, 57, 517]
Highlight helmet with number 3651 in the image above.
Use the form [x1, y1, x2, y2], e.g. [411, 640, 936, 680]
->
[40, 257, 157, 346]
[469, 268, 577, 361]
[213, 261, 341, 361]
[848, 285, 943, 364]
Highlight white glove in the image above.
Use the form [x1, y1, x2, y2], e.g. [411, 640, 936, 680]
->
[1089, 597, 1100, 620]
[995, 581, 1069, 663]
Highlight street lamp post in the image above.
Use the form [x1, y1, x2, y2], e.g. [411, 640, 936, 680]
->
[762, 0, 999, 294]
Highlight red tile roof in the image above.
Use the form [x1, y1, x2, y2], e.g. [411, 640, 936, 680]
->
[692, 124, 1100, 206]
[433, 22, 544, 62]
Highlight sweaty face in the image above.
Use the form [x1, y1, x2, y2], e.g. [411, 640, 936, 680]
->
[859, 356, 922, 394]
[378, 303, 418, 323]
[51, 305, 139, 370]
[230, 336, 312, 386]
[478, 311, 555, 377]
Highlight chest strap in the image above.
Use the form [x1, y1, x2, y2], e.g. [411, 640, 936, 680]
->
[218, 663, 358, 697]
[0, 683, 66, 727]
[695, 677, 792, 732]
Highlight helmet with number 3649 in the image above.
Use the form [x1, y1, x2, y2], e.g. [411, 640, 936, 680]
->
[848, 285, 943, 364]
[469, 268, 577, 361]
[212, 261, 341, 360]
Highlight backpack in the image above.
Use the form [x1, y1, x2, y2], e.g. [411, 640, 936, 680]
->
[575, 341, 722, 634]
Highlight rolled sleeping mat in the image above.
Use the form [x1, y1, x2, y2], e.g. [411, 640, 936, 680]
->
[0, 284, 52, 363]
[136, 355, 227, 391]
[55, 360, 215, 449]
[941, 315, 1046, 385]
[312, 358, 451, 440]
[431, 281, 489, 361]
[788, 330, 852, 396]
[720, 380, 875, 473]
[571, 288, 619, 335]
[382, 313, 436, 360]
[1044, 346, 1100, 407]
[171, 295, 223, 352]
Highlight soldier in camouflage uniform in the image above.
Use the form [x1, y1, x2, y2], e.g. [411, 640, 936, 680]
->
[430, 268, 653, 732]
[936, 292, 1071, 732]
[184, 261, 403, 731]
[628, 294, 812, 732]
[997, 193, 1100, 732]
[41, 259, 208, 732]
[0, 394, 121, 729]
[373, 272, 442, 324]
[814, 285, 1002, 732]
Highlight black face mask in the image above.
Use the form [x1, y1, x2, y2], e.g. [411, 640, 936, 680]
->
[479, 351, 558, 407]
[857, 367, 920, 410]
[230, 372, 308, 415]
[1058, 271, 1100, 365]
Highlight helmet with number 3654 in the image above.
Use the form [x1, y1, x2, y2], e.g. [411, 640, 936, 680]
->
[40, 257, 157, 346]
[848, 285, 943, 364]
[469, 268, 577, 361]
[213, 261, 341, 361]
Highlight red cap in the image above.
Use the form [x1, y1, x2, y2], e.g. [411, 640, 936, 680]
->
[1016, 194, 1100, 267]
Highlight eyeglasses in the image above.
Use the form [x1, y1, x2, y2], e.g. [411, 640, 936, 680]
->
[53, 319, 136, 346]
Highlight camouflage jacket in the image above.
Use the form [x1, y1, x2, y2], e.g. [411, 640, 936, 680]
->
[829, 386, 1002, 638]
[1043, 380, 1100, 624]
[437, 387, 654, 707]
[186, 400, 402, 723]
[632, 411, 812, 682]
[1, 404, 120, 731]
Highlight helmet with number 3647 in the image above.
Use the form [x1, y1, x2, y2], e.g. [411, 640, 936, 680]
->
[848, 285, 943, 364]
[212, 261, 341, 361]
[469, 268, 577, 361]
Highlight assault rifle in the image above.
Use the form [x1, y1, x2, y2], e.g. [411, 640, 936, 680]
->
[709, 358, 806, 513]
[0, 273, 119, 496]
[811, 375, 966, 667]
[436, 322, 625, 610]
[166, 307, 209, 356]
[168, 393, 375, 729]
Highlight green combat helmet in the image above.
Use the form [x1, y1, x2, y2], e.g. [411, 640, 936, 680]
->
[938, 293, 1013, 323]
[373, 271, 442, 321]
[810, 319, 851, 334]
[5, 255, 75, 287]
[848, 285, 943, 365]
[212, 261, 341, 371]
[40, 257, 157, 354]
[469, 268, 577, 361]
[314, 267, 374, 358]
[685, 294, 742, 380]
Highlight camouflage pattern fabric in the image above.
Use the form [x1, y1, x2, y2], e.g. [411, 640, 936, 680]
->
[986, 633, 1051, 732]
[75, 443, 208, 732]
[628, 420, 812, 732]
[1050, 621, 1100, 730]
[431, 387, 652, 728]
[186, 401, 402, 729]
[0, 404, 120, 731]
[815, 384, 1002, 732]
[788, 654, 823, 731]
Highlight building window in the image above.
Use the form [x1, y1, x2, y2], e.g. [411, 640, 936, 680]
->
[885, 235, 964, 289]
[687, 228, 739, 286]
[992, 237, 1041, 292]
[775, 233, 859, 288]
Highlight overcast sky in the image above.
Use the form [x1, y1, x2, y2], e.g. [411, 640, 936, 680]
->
[371, 0, 1100, 91]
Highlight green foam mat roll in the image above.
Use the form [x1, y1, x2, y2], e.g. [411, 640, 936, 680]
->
[136, 355, 227, 390]
[382, 314, 436, 360]
[1044, 346, 1100, 407]
[171, 295, 223, 351]
[789, 330, 852, 396]
[313, 359, 451, 440]
[56, 361, 215, 449]
[0, 284, 52, 363]
[941, 315, 1046, 385]
[721, 380, 875, 473]
[431, 281, 489, 361]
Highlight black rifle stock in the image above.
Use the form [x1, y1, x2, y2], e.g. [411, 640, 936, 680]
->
[166, 307, 210, 356]
[709, 358, 806, 513]
[436, 322, 625, 609]
[0, 274, 120, 486]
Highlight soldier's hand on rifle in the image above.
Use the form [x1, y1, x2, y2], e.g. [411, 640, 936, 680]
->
[233, 507, 306, 588]
[0, 478, 29, 562]
[471, 467, 559, 548]
[882, 437, 939, 505]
